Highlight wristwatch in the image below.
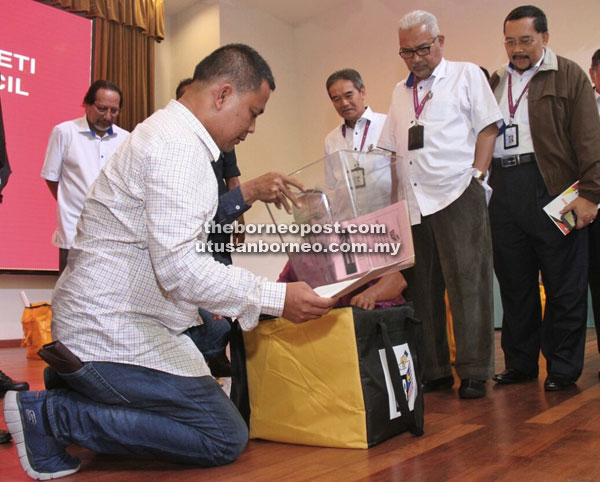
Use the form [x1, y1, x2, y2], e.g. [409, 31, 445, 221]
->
[472, 168, 485, 181]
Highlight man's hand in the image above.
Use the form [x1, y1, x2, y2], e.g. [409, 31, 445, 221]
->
[561, 197, 598, 229]
[282, 282, 337, 323]
[240, 172, 304, 214]
[349, 272, 407, 311]
[350, 291, 378, 311]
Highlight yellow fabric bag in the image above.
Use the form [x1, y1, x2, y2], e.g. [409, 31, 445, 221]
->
[21, 303, 53, 360]
[243, 305, 424, 449]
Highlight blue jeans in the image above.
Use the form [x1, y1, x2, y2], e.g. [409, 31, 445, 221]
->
[44, 362, 248, 466]
[186, 309, 231, 360]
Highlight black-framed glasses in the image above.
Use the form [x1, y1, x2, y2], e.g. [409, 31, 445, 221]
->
[94, 103, 120, 116]
[399, 36, 439, 59]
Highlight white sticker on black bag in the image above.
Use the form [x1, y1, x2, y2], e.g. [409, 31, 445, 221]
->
[379, 343, 417, 419]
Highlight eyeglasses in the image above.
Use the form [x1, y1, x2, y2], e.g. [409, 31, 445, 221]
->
[504, 37, 536, 47]
[94, 103, 120, 116]
[399, 36, 439, 59]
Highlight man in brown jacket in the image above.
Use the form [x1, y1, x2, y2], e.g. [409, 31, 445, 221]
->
[489, 5, 600, 391]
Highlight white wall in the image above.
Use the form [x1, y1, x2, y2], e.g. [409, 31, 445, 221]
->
[219, 1, 303, 280]
[154, 0, 221, 110]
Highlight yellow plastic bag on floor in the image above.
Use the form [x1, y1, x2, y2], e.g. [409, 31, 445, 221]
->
[21, 303, 52, 360]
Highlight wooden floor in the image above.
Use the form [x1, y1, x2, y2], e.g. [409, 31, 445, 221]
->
[2, 331, 600, 481]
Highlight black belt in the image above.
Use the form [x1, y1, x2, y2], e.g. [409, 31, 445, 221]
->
[492, 153, 536, 168]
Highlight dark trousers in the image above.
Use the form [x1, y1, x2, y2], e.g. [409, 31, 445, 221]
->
[489, 163, 588, 380]
[59, 248, 69, 275]
[404, 179, 495, 381]
[589, 220, 600, 352]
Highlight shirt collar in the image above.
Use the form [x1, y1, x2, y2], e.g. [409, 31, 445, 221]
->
[169, 100, 221, 162]
[341, 105, 374, 131]
[360, 105, 375, 122]
[77, 116, 115, 138]
[405, 57, 447, 88]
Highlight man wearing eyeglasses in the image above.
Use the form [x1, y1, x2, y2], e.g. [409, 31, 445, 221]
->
[41, 80, 129, 273]
[489, 6, 600, 391]
[378, 10, 502, 399]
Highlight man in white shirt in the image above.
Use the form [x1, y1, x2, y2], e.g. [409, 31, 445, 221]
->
[322, 68, 407, 310]
[378, 10, 502, 399]
[5, 44, 337, 479]
[40, 80, 129, 274]
[324, 69, 386, 155]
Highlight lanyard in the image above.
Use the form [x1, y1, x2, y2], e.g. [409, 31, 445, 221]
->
[413, 83, 432, 121]
[341, 119, 371, 152]
[507, 73, 532, 124]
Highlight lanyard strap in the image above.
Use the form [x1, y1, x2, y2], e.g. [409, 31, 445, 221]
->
[341, 119, 371, 152]
[507, 73, 532, 122]
[413, 83, 432, 121]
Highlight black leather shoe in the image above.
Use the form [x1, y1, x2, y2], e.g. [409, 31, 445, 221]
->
[422, 375, 454, 393]
[0, 370, 29, 397]
[493, 368, 537, 385]
[0, 429, 11, 444]
[544, 375, 575, 392]
[459, 379, 486, 399]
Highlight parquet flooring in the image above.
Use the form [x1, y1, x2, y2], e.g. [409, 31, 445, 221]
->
[1, 330, 600, 481]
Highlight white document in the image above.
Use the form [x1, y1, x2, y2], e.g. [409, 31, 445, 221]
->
[542, 181, 579, 235]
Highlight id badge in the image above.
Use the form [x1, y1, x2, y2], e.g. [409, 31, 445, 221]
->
[504, 124, 519, 149]
[351, 166, 366, 188]
[408, 124, 424, 151]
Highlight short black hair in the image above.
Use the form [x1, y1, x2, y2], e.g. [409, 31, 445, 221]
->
[592, 49, 600, 69]
[83, 80, 123, 108]
[176, 78, 193, 100]
[192, 43, 275, 93]
[325, 69, 364, 95]
[504, 5, 548, 33]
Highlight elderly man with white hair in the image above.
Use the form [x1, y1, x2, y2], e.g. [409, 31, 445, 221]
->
[378, 10, 503, 399]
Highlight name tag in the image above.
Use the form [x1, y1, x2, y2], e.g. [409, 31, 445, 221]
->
[504, 124, 519, 149]
[408, 124, 424, 150]
[351, 166, 366, 188]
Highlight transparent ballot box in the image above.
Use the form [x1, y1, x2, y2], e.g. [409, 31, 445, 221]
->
[267, 150, 414, 297]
